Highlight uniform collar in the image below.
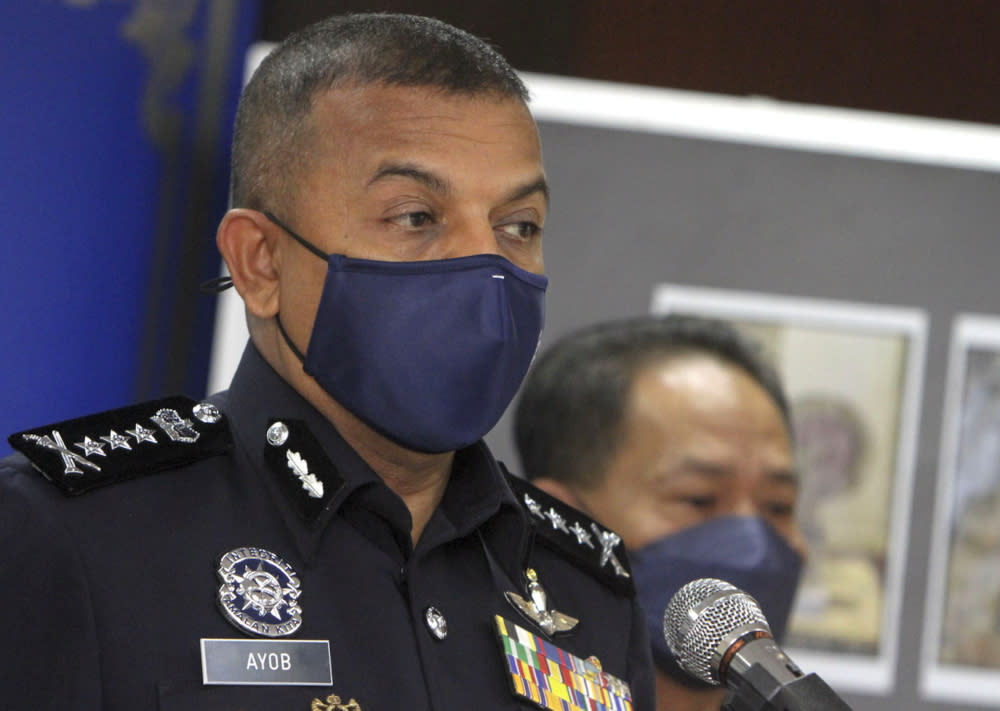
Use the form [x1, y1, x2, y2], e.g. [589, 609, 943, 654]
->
[221, 342, 530, 576]
[417, 441, 531, 582]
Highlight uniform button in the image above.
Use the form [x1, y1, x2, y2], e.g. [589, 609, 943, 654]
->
[266, 421, 289, 446]
[193, 401, 222, 424]
[424, 606, 448, 640]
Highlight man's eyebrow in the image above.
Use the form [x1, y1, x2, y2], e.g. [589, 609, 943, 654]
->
[504, 177, 550, 206]
[767, 468, 800, 488]
[367, 163, 550, 206]
[678, 458, 800, 487]
[367, 162, 449, 194]
[679, 459, 728, 479]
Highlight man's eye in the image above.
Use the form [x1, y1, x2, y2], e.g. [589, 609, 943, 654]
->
[389, 211, 435, 228]
[682, 495, 716, 510]
[765, 502, 795, 518]
[497, 221, 541, 239]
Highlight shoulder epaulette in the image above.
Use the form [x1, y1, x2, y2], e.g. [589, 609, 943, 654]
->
[504, 467, 635, 596]
[8, 395, 232, 496]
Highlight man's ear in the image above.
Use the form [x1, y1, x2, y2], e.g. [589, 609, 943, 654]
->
[532, 477, 585, 510]
[216, 208, 280, 319]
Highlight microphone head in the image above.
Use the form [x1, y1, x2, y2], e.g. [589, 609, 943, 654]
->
[663, 577, 772, 685]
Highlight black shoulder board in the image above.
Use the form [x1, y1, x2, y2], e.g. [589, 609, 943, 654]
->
[8, 395, 232, 496]
[504, 467, 635, 596]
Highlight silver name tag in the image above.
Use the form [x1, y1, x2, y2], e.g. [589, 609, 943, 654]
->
[201, 638, 333, 686]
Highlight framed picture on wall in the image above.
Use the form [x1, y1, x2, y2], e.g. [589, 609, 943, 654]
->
[651, 283, 927, 695]
[921, 314, 1000, 706]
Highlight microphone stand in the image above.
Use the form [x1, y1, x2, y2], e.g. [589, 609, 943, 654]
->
[722, 665, 854, 711]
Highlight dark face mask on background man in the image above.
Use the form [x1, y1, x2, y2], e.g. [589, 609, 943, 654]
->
[628, 515, 804, 688]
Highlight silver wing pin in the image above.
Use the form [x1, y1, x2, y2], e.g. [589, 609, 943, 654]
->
[504, 568, 579, 636]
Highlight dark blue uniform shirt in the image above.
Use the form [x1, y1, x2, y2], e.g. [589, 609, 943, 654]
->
[0, 344, 654, 710]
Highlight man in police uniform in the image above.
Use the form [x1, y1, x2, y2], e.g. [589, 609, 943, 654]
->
[0, 14, 654, 711]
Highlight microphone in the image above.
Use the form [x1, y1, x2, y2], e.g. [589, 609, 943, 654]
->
[663, 578, 853, 711]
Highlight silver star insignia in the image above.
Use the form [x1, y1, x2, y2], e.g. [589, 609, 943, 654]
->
[523, 493, 546, 520]
[126, 423, 158, 444]
[545, 507, 570, 533]
[74, 436, 107, 457]
[591, 523, 631, 578]
[570, 521, 595, 548]
[101, 430, 133, 451]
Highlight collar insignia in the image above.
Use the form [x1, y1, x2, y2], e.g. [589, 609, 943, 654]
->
[263, 419, 344, 525]
[494, 615, 633, 711]
[217, 547, 302, 638]
[285, 450, 324, 498]
[505, 567, 578, 637]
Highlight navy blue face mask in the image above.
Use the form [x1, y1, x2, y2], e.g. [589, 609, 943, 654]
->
[265, 212, 548, 454]
[628, 516, 804, 689]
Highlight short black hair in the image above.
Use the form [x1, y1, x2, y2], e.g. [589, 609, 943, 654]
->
[514, 315, 791, 488]
[231, 13, 530, 212]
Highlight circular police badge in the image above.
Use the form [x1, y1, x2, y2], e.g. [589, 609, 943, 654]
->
[217, 547, 302, 637]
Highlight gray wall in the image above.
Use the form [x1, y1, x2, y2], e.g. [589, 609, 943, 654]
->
[487, 118, 1000, 711]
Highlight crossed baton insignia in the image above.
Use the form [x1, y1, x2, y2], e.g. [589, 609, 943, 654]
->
[22, 431, 102, 477]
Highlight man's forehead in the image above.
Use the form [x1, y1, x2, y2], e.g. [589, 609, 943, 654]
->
[311, 81, 533, 121]
[303, 87, 537, 163]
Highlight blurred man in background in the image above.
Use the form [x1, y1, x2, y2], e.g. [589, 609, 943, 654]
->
[515, 314, 806, 711]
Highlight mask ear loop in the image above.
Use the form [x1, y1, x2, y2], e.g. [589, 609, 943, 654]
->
[198, 270, 306, 363]
[265, 211, 316, 367]
[262, 210, 330, 366]
[200, 210, 325, 293]
[276, 315, 309, 365]
[263, 210, 330, 261]
[203, 210, 326, 363]
[200, 275, 234, 293]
